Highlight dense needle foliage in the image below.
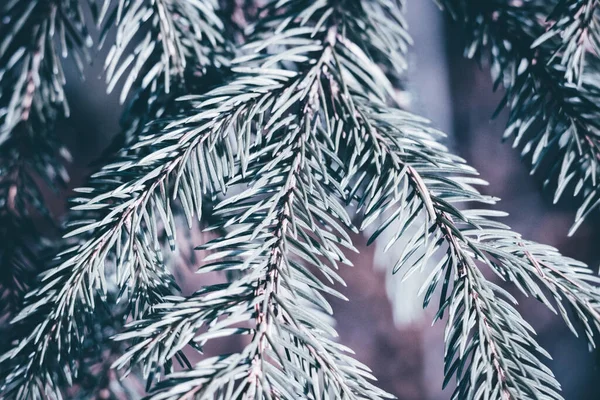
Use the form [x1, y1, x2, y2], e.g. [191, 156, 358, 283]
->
[1, 0, 600, 399]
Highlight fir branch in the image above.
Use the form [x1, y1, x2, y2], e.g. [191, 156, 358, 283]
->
[62, 0, 237, 396]
[96, 0, 600, 398]
[0, 111, 235, 397]
[107, 0, 410, 396]
[445, 262, 559, 400]
[0, 0, 89, 353]
[534, 0, 600, 85]
[0, 0, 91, 144]
[110, 0, 600, 398]
[0, 0, 232, 397]
[99, 0, 231, 147]
[350, 101, 600, 399]
[437, 0, 600, 233]
[101, 0, 228, 104]
[4, 1, 600, 399]
[114, 114, 388, 398]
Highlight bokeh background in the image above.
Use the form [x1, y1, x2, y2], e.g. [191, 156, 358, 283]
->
[46, 2, 600, 399]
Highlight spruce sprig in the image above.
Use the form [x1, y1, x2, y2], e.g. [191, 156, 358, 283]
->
[349, 100, 600, 399]
[437, 0, 600, 234]
[3, 1, 600, 399]
[99, 0, 231, 148]
[0, 0, 230, 398]
[107, 0, 600, 398]
[65, 1, 233, 395]
[534, 0, 600, 85]
[0, 0, 91, 354]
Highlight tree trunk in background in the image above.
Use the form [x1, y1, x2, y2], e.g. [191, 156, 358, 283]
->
[404, 3, 453, 399]
[332, 236, 425, 399]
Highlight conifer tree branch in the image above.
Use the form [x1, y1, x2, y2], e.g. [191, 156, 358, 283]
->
[105, 0, 410, 397]
[101, 0, 228, 102]
[535, 0, 600, 85]
[3, 1, 600, 399]
[0, 0, 91, 144]
[0, 0, 232, 397]
[349, 101, 600, 398]
[115, 108, 387, 398]
[94, 0, 600, 398]
[436, 0, 600, 233]
[63, 1, 235, 396]
[0, 77, 235, 400]
[0, 0, 90, 356]
[99, 0, 230, 148]
[108, 0, 600, 398]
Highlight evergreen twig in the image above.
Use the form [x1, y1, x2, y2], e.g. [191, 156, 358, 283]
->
[437, 0, 600, 233]
[2, 1, 600, 399]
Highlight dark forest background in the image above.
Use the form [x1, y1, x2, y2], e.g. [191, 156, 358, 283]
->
[41, 2, 600, 398]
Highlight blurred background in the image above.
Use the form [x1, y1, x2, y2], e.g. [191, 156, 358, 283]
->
[49, 1, 600, 399]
